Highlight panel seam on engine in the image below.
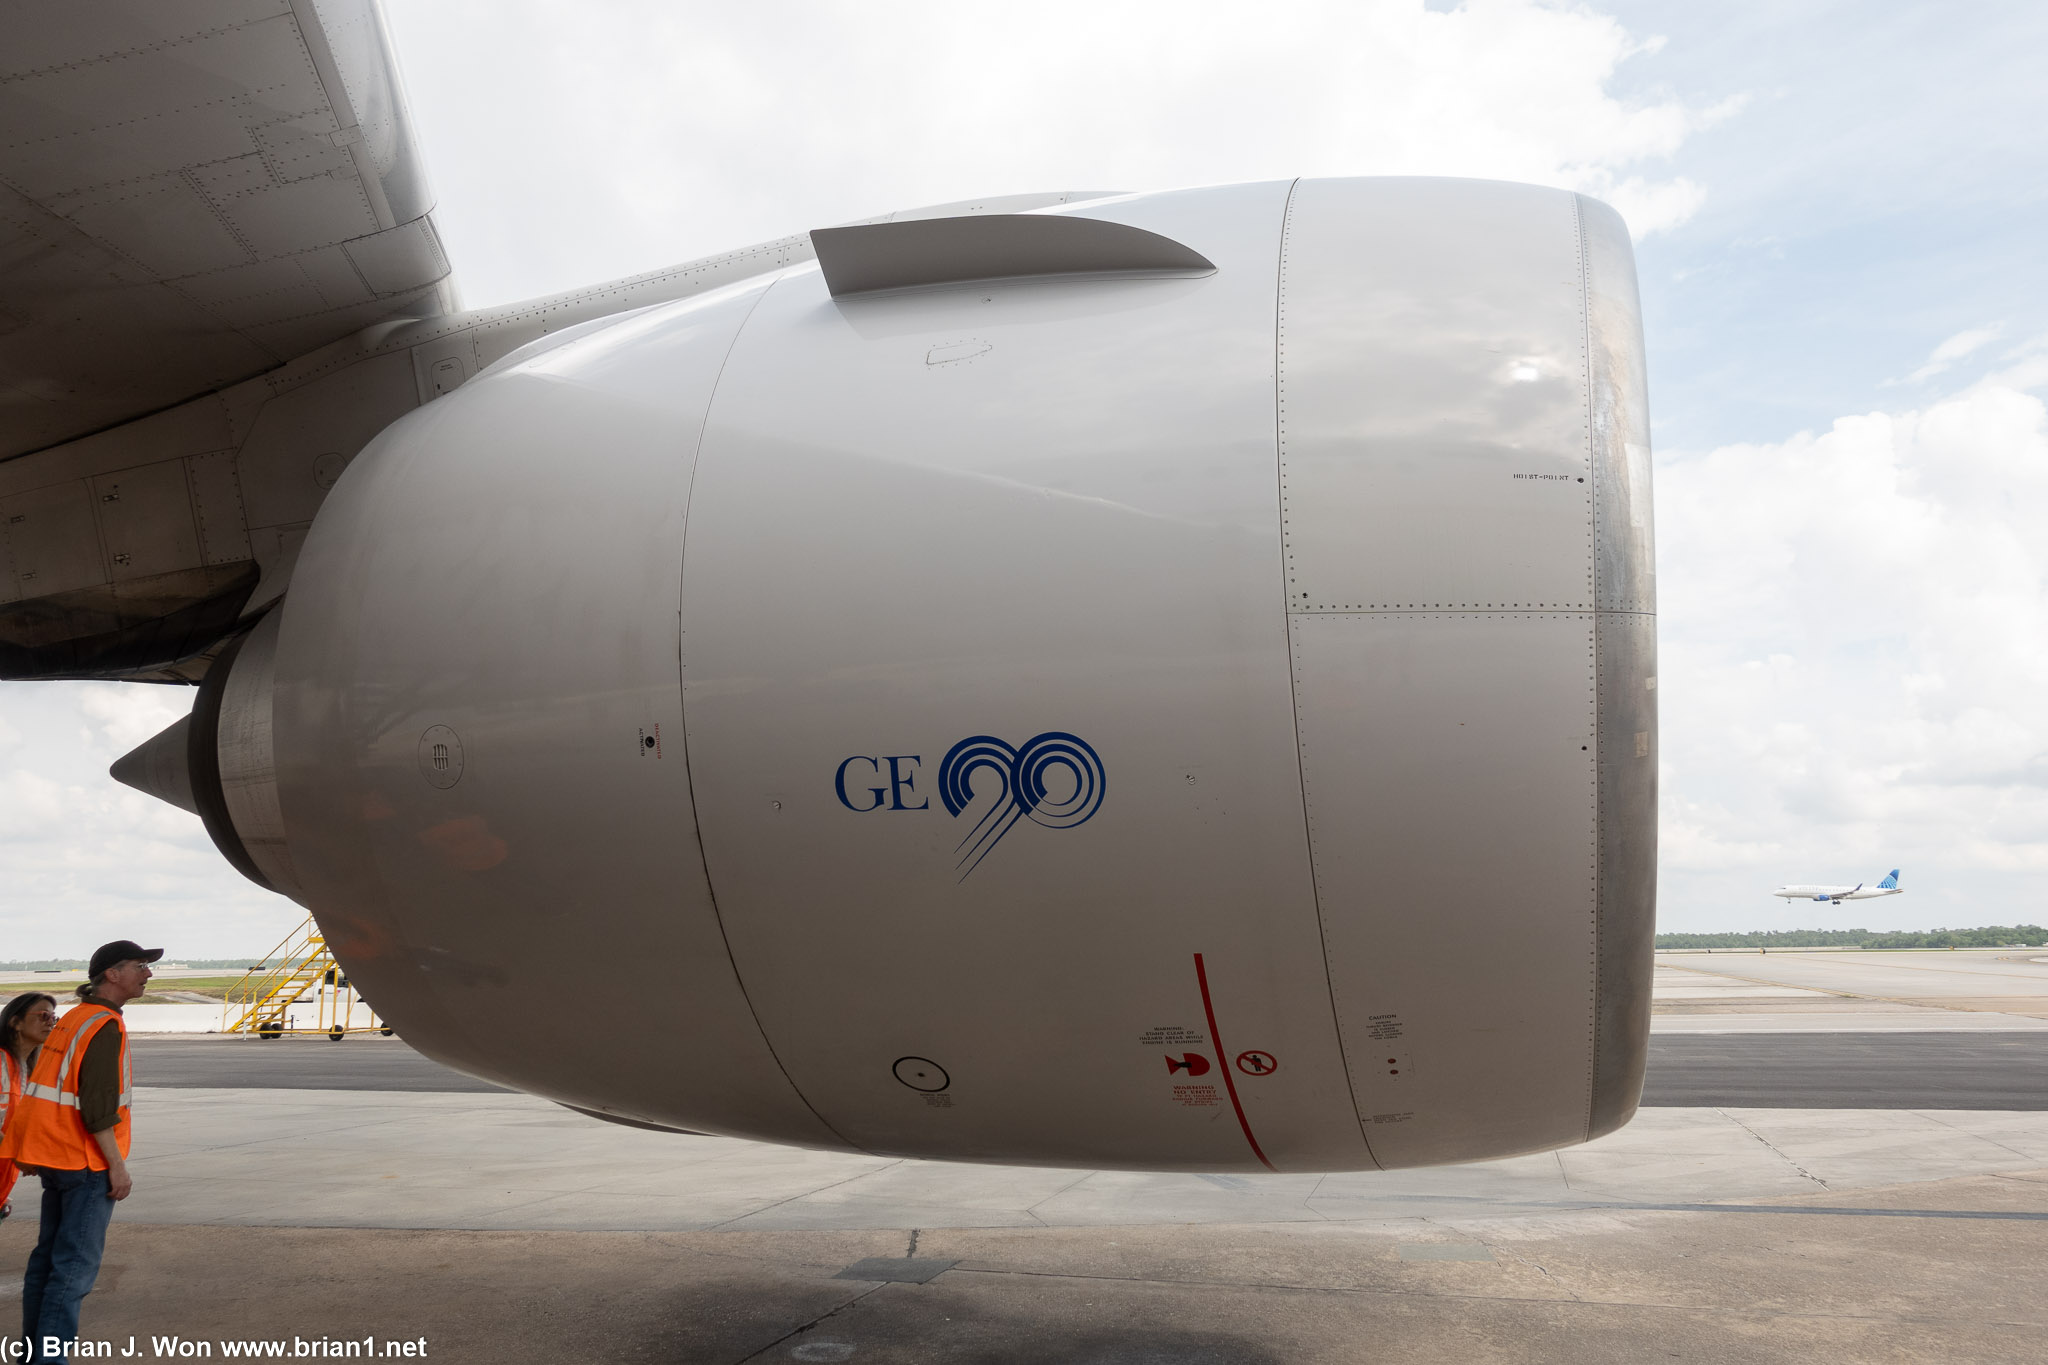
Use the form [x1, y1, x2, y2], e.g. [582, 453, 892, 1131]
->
[1274, 177, 1380, 1169]
[672, 270, 866, 1154]
[1576, 192, 1602, 1145]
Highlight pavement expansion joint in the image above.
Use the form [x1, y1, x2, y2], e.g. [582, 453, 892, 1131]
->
[735, 1281, 887, 1365]
[1718, 1107, 1833, 1188]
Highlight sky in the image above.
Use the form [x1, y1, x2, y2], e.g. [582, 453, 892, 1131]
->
[5, 0, 2048, 954]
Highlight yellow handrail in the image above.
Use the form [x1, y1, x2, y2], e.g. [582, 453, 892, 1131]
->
[223, 915, 385, 1038]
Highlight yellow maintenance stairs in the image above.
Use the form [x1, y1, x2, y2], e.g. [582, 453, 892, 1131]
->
[222, 914, 391, 1040]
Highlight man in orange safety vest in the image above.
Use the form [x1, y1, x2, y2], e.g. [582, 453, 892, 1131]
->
[1, 941, 160, 1365]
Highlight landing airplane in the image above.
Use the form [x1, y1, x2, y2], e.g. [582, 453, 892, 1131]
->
[2, 0, 1657, 1174]
[1774, 870, 1904, 904]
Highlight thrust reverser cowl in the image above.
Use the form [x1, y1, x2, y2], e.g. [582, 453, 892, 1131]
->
[194, 178, 1653, 1171]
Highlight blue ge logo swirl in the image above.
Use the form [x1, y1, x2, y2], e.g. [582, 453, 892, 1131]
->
[834, 732, 1106, 879]
[938, 732, 1107, 877]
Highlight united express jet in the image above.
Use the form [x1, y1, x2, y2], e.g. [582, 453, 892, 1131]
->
[1773, 870, 1904, 904]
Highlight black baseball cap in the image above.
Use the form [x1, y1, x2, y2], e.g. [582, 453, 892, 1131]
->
[88, 941, 163, 979]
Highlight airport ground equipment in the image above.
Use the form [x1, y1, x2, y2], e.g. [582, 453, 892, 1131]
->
[16, 3, 1655, 1173]
[224, 915, 389, 1041]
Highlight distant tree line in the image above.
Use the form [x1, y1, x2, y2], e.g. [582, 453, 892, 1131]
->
[1656, 927, 2048, 949]
[0, 958, 263, 971]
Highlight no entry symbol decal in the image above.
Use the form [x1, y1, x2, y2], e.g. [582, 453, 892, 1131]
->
[1235, 1050, 1278, 1077]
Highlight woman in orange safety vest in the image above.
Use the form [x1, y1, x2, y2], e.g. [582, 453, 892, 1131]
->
[0, 991, 59, 1219]
[2, 995, 135, 1174]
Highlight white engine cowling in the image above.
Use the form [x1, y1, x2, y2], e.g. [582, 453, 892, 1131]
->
[186, 177, 1656, 1172]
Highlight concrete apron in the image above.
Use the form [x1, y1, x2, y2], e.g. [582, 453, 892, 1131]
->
[1, 1172, 2043, 1364]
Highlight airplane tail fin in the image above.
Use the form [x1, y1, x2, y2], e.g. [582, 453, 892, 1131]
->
[1879, 869, 1900, 889]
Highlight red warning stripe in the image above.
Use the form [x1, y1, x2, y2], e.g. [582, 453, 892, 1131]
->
[1193, 952, 1276, 1172]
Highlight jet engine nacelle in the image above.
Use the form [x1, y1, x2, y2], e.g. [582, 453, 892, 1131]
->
[169, 178, 1657, 1172]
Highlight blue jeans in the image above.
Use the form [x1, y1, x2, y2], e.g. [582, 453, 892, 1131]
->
[20, 1168, 115, 1365]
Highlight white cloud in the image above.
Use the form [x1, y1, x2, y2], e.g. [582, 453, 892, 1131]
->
[1599, 175, 1707, 238]
[388, 0, 1726, 306]
[75, 683, 190, 752]
[1657, 345, 2048, 925]
[0, 684, 291, 960]
[1903, 325, 2003, 384]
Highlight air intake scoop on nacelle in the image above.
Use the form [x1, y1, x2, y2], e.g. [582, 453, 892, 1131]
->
[810, 213, 1215, 296]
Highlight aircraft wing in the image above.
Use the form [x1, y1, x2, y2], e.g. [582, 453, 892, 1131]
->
[0, 0, 454, 462]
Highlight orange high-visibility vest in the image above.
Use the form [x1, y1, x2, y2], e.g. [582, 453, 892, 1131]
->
[0, 1046, 19, 1130]
[0, 1048, 18, 1206]
[0, 1003, 130, 1171]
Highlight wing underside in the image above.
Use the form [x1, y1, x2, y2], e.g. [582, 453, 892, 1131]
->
[0, 0, 455, 462]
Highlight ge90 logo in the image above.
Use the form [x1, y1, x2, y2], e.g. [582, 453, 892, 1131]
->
[834, 732, 1106, 879]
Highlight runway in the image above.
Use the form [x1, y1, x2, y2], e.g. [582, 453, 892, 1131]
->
[1646, 1033, 2048, 1108]
[131, 1030, 2048, 1109]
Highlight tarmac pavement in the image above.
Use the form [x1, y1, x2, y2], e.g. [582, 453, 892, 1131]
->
[4, 1170, 2043, 1365]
